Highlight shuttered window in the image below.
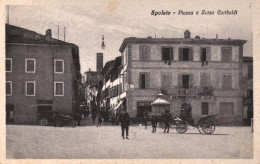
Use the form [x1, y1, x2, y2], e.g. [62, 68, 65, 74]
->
[161, 47, 173, 61]
[54, 59, 64, 73]
[201, 47, 211, 61]
[6, 81, 12, 96]
[26, 59, 35, 73]
[222, 74, 232, 90]
[6, 58, 12, 72]
[54, 82, 64, 96]
[139, 73, 150, 89]
[200, 73, 211, 87]
[221, 47, 232, 62]
[139, 46, 150, 62]
[26, 81, 35, 96]
[161, 74, 171, 92]
[179, 48, 193, 61]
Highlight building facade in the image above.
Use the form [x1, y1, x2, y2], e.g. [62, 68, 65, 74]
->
[5, 24, 81, 124]
[118, 31, 247, 125]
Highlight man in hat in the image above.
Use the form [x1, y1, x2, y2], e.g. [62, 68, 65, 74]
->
[119, 108, 130, 139]
[163, 108, 172, 133]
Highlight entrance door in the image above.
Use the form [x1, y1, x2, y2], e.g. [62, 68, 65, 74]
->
[6, 104, 14, 124]
[137, 102, 152, 118]
[182, 75, 190, 89]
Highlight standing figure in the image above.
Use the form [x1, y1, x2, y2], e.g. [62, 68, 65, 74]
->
[97, 112, 102, 127]
[151, 113, 157, 133]
[91, 103, 97, 124]
[119, 108, 130, 139]
[163, 109, 172, 133]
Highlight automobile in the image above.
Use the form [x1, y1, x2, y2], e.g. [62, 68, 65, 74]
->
[37, 111, 59, 126]
[55, 113, 79, 127]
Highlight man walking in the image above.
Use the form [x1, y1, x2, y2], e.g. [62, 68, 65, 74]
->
[119, 108, 130, 139]
[151, 113, 157, 133]
[97, 112, 102, 127]
[163, 109, 172, 133]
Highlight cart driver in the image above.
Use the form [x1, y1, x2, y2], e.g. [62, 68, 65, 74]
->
[180, 102, 194, 125]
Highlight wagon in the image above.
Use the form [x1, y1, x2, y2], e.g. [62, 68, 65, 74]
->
[175, 115, 217, 134]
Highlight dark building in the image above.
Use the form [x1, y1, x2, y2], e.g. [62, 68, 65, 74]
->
[5, 24, 81, 124]
[96, 52, 103, 73]
[242, 57, 253, 125]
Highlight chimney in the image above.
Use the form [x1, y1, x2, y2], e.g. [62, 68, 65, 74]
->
[45, 29, 52, 41]
[184, 30, 190, 38]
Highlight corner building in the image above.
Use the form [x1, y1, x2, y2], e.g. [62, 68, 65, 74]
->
[5, 24, 81, 124]
[119, 31, 247, 125]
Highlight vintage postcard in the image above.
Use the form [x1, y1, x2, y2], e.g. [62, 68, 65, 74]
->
[0, 0, 259, 163]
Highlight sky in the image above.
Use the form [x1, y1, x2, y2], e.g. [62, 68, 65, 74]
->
[7, 0, 253, 74]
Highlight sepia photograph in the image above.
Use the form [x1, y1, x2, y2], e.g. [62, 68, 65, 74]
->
[1, 0, 258, 162]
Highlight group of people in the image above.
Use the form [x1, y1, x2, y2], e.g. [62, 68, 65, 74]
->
[89, 102, 193, 140]
[149, 109, 173, 133]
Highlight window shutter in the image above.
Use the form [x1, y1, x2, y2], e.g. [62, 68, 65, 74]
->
[206, 47, 211, 61]
[189, 74, 193, 88]
[170, 48, 173, 61]
[147, 47, 150, 61]
[145, 73, 150, 88]
[139, 46, 143, 61]
[179, 48, 183, 61]
[189, 48, 193, 61]
[178, 74, 182, 88]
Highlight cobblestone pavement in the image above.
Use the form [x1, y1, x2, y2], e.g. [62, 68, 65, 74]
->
[6, 125, 253, 159]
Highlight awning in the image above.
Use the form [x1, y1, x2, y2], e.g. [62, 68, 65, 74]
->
[151, 98, 170, 105]
[113, 100, 124, 111]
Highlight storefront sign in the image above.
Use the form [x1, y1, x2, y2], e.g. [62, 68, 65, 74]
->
[137, 102, 151, 107]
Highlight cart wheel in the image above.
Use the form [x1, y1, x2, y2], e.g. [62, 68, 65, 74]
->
[208, 121, 216, 134]
[176, 122, 188, 134]
[197, 121, 204, 134]
[39, 119, 48, 126]
[202, 121, 214, 134]
[71, 120, 78, 128]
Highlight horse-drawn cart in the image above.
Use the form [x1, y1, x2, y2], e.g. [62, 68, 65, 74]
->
[175, 115, 217, 134]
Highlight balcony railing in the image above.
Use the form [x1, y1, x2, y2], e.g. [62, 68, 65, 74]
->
[163, 86, 214, 99]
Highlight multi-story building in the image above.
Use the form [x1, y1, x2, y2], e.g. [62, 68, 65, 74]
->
[5, 24, 81, 124]
[242, 57, 253, 125]
[118, 30, 247, 125]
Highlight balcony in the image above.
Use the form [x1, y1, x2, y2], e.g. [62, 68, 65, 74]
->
[163, 86, 214, 99]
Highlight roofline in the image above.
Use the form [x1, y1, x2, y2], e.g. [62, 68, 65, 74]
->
[119, 37, 247, 52]
[6, 42, 77, 46]
[6, 24, 77, 46]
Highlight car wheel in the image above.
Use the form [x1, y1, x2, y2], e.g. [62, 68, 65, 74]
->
[40, 119, 48, 126]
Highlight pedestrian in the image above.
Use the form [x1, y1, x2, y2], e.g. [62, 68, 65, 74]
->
[97, 112, 102, 127]
[119, 108, 130, 139]
[151, 113, 157, 133]
[163, 109, 172, 133]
